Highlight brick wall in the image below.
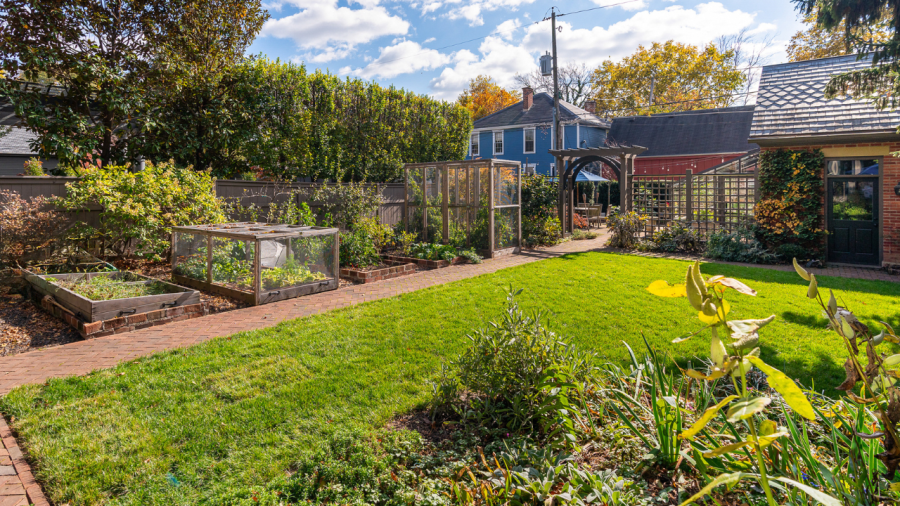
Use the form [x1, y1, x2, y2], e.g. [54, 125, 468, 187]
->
[760, 142, 900, 266]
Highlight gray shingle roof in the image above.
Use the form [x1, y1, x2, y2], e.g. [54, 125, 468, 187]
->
[0, 127, 38, 155]
[473, 92, 611, 129]
[750, 54, 900, 139]
[607, 106, 757, 157]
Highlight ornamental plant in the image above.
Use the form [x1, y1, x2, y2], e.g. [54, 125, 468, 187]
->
[56, 160, 225, 259]
[647, 261, 839, 506]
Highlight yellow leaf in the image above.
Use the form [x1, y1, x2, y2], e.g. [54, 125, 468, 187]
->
[699, 299, 730, 325]
[746, 356, 815, 421]
[726, 396, 771, 421]
[679, 472, 751, 505]
[647, 280, 686, 298]
[680, 395, 738, 440]
[703, 440, 753, 457]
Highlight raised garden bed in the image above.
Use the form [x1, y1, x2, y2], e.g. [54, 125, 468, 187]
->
[340, 261, 417, 284]
[24, 271, 200, 323]
[382, 254, 466, 270]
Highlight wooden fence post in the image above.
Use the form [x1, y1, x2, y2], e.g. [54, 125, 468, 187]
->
[619, 156, 628, 213]
[442, 165, 449, 244]
[684, 169, 693, 227]
[715, 176, 725, 227]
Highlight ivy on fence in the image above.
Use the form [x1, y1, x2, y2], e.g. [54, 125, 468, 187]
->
[755, 148, 825, 257]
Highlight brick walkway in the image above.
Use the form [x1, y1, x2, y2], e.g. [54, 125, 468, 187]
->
[0, 416, 47, 506]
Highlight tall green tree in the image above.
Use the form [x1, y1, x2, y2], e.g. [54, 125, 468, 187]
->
[792, 1, 900, 109]
[141, 0, 268, 173]
[0, 0, 170, 166]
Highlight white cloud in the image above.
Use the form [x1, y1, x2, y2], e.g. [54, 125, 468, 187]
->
[442, 0, 538, 27]
[747, 22, 777, 35]
[429, 35, 536, 100]
[606, 0, 649, 11]
[494, 19, 521, 40]
[521, 2, 756, 67]
[260, 0, 409, 62]
[424, 37, 437, 43]
[351, 40, 451, 79]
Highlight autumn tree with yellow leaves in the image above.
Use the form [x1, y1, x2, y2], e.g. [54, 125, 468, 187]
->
[590, 41, 745, 118]
[456, 76, 520, 120]
[786, 6, 893, 62]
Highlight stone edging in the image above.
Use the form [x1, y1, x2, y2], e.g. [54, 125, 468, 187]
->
[0, 415, 49, 505]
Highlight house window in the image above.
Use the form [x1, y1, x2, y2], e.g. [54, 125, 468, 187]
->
[524, 128, 535, 153]
[550, 163, 556, 177]
[493, 131, 504, 155]
[827, 159, 880, 176]
[470, 133, 479, 157]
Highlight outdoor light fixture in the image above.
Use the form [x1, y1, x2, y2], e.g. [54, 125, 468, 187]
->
[895, 181, 900, 196]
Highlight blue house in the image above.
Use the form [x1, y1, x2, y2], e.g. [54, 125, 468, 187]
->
[467, 88, 611, 176]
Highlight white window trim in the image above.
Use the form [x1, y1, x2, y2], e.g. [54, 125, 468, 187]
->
[493, 130, 504, 155]
[470, 132, 480, 157]
[523, 127, 536, 154]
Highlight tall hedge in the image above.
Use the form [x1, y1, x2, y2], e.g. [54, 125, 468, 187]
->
[204, 59, 471, 182]
[755, 148, 825, 256]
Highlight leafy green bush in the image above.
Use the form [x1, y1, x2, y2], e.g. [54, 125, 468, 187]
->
[705, 224, 779, 264]
[355, 217, 393, 254]
[456, 248, 483, 264]
[774, 243, 807, 262]
[406, 242, 457, 262]
[432, 289, 594, 435]
[56, 160, 225, 259]
[22, 157, 44, 176]
[311, 183, 382, 231]
[570, 229, 598, 240]
[339, 228, 381, 268]
[637, 221, 704, 254]
[605, 207, 647, 249]
[521, 175, 562, 246]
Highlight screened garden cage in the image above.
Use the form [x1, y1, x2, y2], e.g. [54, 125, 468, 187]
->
[403, 160, 521, 258]
[171, 223, 339, 306]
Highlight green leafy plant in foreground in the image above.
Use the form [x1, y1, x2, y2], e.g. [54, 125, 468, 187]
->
[647, 261, 839, 506]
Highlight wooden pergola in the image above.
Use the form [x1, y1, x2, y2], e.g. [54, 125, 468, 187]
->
[549, 146, 647, 234]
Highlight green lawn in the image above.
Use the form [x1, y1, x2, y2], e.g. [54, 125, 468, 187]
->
[4, 252, 900, 505]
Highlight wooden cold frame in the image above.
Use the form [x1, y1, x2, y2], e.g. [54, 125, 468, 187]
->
[171, 222, 340, 307]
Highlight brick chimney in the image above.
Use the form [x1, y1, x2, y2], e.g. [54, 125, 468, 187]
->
[522, 87, 533, 110]
[584, 100, 596, 113]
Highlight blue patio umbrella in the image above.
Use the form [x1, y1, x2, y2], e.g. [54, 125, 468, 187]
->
[548, 171, 608, 182]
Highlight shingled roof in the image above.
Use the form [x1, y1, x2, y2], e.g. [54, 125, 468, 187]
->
[750, 54, 900, 142]
[0, 127, 38, 156]
[473, 92, 611, 129]
[607, 105, 757, 157]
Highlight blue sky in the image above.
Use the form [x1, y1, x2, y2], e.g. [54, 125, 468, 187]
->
[248, 0, 807, 101]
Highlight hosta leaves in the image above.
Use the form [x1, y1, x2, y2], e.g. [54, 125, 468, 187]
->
[679, 472, 752, 505]
[746, 356, 815, 420]
[679, 395, 737, 440]
[773, 477, 842, 506]
[646, 280, 686, 298]
[726, 397, 771, 421]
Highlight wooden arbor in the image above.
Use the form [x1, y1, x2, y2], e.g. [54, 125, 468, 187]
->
[549, 146, 647, 234]
[402, 160, 522, 258]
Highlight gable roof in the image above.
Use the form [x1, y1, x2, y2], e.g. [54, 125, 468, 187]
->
[0, 127, 38, 156]
[607, 105, 757, 157]
[473, 92, 611, 130]
[750, 54, 900, 142]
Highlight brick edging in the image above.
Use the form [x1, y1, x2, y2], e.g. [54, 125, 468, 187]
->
[0, 414, 49, 506]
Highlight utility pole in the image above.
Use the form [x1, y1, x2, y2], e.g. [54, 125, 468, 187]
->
[551, 7, 566, 231]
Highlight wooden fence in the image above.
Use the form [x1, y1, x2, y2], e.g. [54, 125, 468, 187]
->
[0, 177, 406, 227]
[630, 169, 758, 239]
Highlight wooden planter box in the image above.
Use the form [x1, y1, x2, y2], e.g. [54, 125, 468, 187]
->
[381, 254, 466, 270]
[24, 271, 200, 323]
[340, 261, 417, 284]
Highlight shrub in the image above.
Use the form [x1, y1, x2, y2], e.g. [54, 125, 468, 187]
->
[431, 289, 594, 434]
[355, 217, 393, 254]
[774, 242, 807, 262]
[0, 190, 70, 265]
[573, 213, 589, 229]
[22, 157, 44, 176]
[339, 228, 381, 268]
[521, 175, 562, 246]
[55, 160, 225, 260]
[311, 183, 382, 231]
[571, 229, 598, 241]
[457, 248, 483, 264]
[605, 207, 646, 249]
[705, 224, 778, 264]
[638, 221, 704, 254]
[393, 230, 417, 256]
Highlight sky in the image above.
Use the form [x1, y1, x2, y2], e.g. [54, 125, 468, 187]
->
[247, 0, 807, 102]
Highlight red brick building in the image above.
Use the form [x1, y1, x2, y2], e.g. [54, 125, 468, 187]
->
[749, 54, 900, 268]
[607, 106, 758, 176]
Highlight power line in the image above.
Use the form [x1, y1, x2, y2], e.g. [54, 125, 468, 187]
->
[555, 0, 645, 18]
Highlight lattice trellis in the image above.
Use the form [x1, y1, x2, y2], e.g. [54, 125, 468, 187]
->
[632, 171, 757, 239]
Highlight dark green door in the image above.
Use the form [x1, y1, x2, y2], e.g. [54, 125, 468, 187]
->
[827, 178, 879, 265]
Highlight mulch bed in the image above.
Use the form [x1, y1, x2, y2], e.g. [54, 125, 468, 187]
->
[0, 285, 82, 356]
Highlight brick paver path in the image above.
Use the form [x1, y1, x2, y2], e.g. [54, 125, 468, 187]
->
[0, 415, 47, 506]
[2, 233, 898, 396]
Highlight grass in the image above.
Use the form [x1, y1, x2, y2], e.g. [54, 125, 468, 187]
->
[4, 252, 900, 505]
[50, 274, 170, 301]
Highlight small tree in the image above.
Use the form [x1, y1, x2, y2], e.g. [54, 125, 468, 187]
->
[457, 76, 520, 120]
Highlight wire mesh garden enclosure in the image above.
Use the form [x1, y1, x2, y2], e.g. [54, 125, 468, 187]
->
[631, 169, 758, 239]
[171, 223, 339, 306]
[403, 160, 522, 258]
